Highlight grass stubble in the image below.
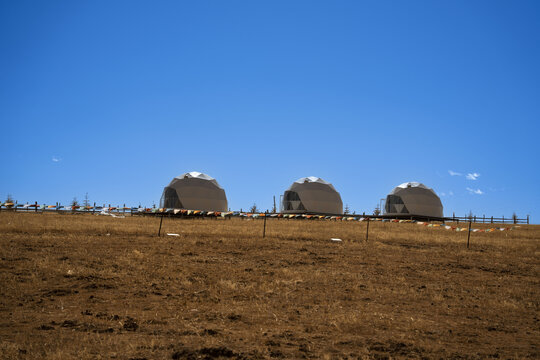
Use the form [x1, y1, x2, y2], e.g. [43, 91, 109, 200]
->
[0, 213, 538, 359]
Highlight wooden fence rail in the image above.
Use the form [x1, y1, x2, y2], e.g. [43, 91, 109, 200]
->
[449, 215, 529, 224]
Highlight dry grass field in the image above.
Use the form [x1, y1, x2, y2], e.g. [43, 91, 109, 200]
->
[0, 212, 538, 359]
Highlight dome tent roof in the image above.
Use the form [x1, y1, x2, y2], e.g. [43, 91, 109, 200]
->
[161, 171, 227, 211]
[385, 181, 443, 218]
[390, 182, 431, 194]
[282, 176, 343, 215]
[170, 171, 223, 189]
[293, 176, 337, 190]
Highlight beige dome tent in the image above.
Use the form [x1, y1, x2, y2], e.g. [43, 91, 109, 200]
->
[160, 171, 228, 211]
[282, 176, 343, 215]
[384, 182, 443, 218]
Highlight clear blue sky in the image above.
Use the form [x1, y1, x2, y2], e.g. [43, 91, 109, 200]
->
[1, 1, 539, 220]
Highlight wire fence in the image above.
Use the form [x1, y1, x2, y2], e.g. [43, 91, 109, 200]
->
[0, 201, 531, 224]
[1, 202, 531, 252]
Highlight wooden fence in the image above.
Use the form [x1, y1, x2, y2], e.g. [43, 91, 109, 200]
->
[449, 215, 529, 224]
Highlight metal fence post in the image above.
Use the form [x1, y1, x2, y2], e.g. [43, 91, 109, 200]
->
[263, 211, 267, 238]
[365, 217, 370, 242]
[158, 213, 164, 236]
[467, 221, 472, 249]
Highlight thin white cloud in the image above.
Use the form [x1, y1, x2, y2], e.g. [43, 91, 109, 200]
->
[466, 187, 483, 195]
[466, 172, 480, 180]
[448, 170, 462, 176]
[52, 156, 61, 163]
[440, 191, 455, 197]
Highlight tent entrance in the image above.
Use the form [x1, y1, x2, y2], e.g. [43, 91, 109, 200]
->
[160, 187, 184, 209]
[385, 195, 409, 214]
[283, 191, 306, 212]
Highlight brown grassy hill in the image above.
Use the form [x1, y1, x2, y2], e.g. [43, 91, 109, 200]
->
[0, 213, 538, 359]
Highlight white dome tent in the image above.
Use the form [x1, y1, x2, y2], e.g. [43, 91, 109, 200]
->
[384, 182, 443, 218]
[160, 171, 228, 211]
[282, 176, 343, 215]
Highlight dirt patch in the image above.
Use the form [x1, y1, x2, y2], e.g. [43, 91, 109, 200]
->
[172, 346, 244, 359]
[123, 317, 139, 331]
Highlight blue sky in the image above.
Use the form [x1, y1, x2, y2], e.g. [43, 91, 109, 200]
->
[1, 0, 539, 220]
